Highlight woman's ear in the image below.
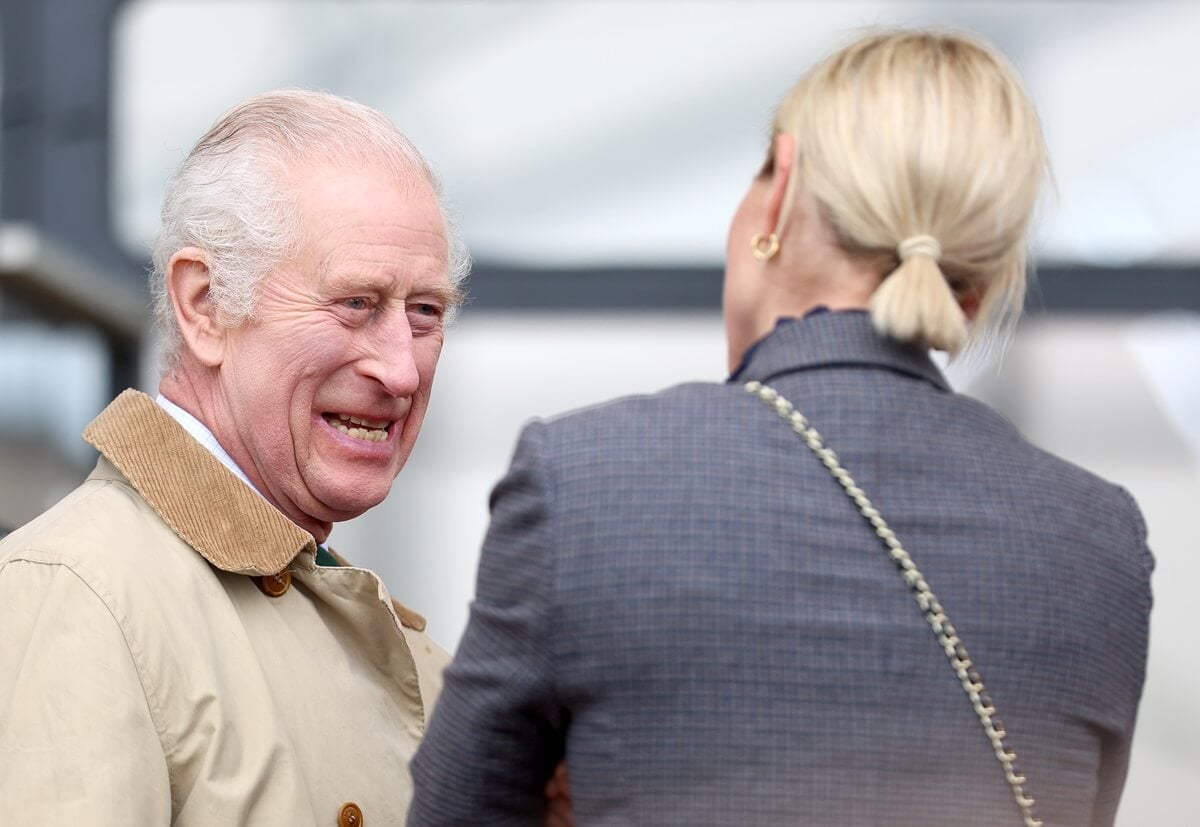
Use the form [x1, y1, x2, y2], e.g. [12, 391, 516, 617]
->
[167, 248, 227, 367]
[958, 290, 982, 321]
[762, 132, 796, 235]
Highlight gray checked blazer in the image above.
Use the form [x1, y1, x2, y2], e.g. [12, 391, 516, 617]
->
[409, 311, 1153, 826]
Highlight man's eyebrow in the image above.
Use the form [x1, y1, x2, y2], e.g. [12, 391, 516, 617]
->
[321, 267, 464, 309]
[323, 271, 389, 293]
[412, 283, 465, 309]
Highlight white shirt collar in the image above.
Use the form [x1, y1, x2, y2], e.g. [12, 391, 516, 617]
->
[155, 393, 260, 495]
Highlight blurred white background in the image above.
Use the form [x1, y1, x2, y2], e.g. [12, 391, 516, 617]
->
[2, 2, 1197, 823]
[113, 1, 1200, 266]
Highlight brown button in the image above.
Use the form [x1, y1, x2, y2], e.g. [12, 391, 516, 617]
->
[257, 570, 291, 597]
[338, 802, 363, 827]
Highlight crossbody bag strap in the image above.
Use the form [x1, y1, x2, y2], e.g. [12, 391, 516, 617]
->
[745, 380, 1042, 827]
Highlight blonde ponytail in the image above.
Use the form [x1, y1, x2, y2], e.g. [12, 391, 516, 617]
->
[771, 29, 1047, 355]
[870, 236, 967, 354]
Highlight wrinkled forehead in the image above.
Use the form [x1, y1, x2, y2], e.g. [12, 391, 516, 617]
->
[289, 155, 445, 228]
[282, 146, 437, 198]
[284, 158, 450, 279]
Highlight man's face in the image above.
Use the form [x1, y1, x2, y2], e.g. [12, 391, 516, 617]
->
[212, 161, 454, 538]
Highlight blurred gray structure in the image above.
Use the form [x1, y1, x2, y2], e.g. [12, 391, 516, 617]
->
[0, 0, 142, 526]
[0, 0, 142, 384]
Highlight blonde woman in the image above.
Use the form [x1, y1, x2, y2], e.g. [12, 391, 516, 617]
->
[410, 30, 1152, 826]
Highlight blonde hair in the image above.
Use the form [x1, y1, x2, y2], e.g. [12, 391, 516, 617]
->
[773, 29, 1047, 354]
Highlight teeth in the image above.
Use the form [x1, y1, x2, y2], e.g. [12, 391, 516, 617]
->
[328, 418, 389, 442]
[332, 413, 389, 429]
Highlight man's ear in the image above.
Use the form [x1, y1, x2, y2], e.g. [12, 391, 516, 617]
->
[762, 132, 796, 236]
[167, 248, 227, 367]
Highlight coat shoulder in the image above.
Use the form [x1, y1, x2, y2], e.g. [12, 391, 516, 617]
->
[1, 464, 207, 591]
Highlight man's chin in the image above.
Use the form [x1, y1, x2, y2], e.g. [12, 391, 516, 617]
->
[301, 475, 394, 524]
[295, 453, 408, 528]
[316, 493, 389, 524]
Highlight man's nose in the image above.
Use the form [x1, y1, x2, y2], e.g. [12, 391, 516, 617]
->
[361, 317, 421, 397]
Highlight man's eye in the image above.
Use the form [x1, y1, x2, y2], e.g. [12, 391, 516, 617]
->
[409, 302, 443, 318]
[344, 297, 370, 311]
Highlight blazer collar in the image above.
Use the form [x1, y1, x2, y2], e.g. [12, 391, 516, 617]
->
[733, 311, 950, 391]
[83, 389, 315, 576]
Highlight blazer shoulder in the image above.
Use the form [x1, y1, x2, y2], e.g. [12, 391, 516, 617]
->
[940, 390, 1141, 511]
[539, 380, 738, 433]
[952, 394, 1154, 578]
[1005, 421, 1146, 519]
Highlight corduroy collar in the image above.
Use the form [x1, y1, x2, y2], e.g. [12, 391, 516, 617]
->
[83, 389, 315, 577]
[732, 311, 951, 392]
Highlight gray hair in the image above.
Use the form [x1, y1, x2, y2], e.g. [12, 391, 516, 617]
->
[150, 89, 470, 370]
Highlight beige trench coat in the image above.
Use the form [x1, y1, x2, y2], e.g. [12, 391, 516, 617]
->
[0, 390, 449, 825]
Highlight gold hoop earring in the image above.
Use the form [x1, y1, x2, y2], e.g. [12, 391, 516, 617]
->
[751, 233, 779, 261]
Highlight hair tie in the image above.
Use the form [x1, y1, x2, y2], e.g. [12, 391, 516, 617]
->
[897, 235, 942, 263]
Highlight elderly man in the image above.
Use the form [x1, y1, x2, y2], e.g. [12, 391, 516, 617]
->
[0, 91, 466, 824]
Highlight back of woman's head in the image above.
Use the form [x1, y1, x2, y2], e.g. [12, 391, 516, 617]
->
[775, 29, 1047, 354]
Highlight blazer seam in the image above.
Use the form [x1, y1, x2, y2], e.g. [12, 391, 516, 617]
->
[529, 420, 563, 701]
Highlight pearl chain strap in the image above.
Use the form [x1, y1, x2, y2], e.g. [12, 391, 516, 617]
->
[745, 380, 1042, 827]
